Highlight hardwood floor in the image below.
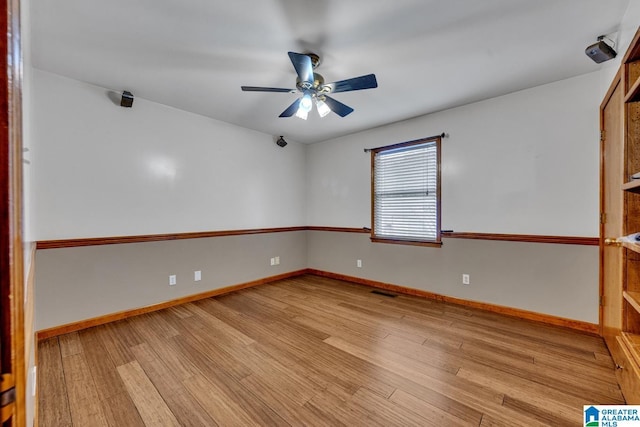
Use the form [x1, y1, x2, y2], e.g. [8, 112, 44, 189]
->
[38, 274, 624, 426]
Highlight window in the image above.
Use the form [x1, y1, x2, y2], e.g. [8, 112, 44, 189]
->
[371, 136, 441, 246]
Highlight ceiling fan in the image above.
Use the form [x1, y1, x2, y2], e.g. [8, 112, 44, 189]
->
[241, 51, 377, 119]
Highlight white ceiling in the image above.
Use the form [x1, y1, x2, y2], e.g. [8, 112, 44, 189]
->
[31, 0, 630, 144]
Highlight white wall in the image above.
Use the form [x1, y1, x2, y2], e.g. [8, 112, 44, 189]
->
[307, 71, 603, 237]
[31, 69, 307, 240]
[305, 71, 606, 324]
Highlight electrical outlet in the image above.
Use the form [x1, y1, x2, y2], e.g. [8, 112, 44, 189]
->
[357, 259, 362, 268]
[275, 256, 280, 265]
[462, 274, 470, 285]
[194, 270, 201, 281]
[270, 257, 275, 266]
[169, 275, 177, 286]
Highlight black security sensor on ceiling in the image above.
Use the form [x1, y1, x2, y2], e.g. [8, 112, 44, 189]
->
[585, 36, 617, 63]
[276, 136, 288, 147]
[120, 90, 134, 107]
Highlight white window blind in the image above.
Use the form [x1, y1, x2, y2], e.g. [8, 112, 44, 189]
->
[373, 139, 440, 243]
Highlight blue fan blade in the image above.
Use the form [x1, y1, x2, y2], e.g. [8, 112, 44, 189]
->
[323, 96, 354, 117]
[279, 98, 302, 117]
[288, 52, 314, 83]
[241, 86, 295, 93]
[326, 74, 377, 93]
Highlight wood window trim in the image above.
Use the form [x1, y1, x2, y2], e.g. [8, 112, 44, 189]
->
[370, 237, 443, 247]
[370, 135, 442, 246]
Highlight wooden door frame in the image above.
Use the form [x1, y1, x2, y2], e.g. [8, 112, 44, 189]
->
[599, 67, 622, 336]
[1, 0, 25, 425]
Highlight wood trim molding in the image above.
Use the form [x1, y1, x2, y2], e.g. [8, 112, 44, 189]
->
[306, 226, 370, 233]
[35, 269, 307, 340]
[622, 26, 640, 63]
[36, 226, 308, 249]
[37, 226, 598, 249]
[313, 228, 598, 246]
[601, 67, 623, 111]
[307, 269, 600, 335]
[441, 232, 599, 246]
[370, 237, 443, 248]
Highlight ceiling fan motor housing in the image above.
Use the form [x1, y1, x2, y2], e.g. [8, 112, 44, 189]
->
[307, 52, 321, 69]
[296, 73, 326, 92]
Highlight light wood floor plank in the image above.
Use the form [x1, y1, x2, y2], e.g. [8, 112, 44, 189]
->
[117, 360, 180, 426]
[166, 304, 194, 319]
[168, 328, 253, 381]
[457, 341, 623, 402]
[303, 384, 389, 427]
[193, 297, 397, 398]
[129, 342, 193, 394]
[61, 353, 109, 427]
[92, 321, 142, 366]
[449, 318, 607, 365]
[324, 335, 505, 406]
[501, 394, 578, 426]
[237, 343, 324, 404]
[389, 388, 480, 426]
[58, 332, 83, 358]
[39, 274, 624, 426]
[386, 369, 551, 427]
[182, 375, 264, 427]
[456, 365, 583, 424]
[38, 338, 73, 427]
[276, 288, 431, 344]
[127, 312, 179, 346]
[238, 311, 399, 397]
[185, 303, 256, 346]
[129, 343, 219, 427]
[162, 391, 220, 427]
[349, 386, 435, 427]
[239, 372, 335, 426]
[100, 392, 145, 427]
[77, 329, 129, 402]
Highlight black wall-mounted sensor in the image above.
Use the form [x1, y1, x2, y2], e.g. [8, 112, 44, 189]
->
[276, 136, 287, 147]
[120, 91, 134, 107]
[585, 39, 617, 63]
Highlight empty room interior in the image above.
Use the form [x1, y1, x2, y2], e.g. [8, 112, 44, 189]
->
[4, 0, 640, 426]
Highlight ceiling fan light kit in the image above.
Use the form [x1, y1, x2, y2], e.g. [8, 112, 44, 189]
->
[316, 98, 331, 117]
[241, 51, 377, 119]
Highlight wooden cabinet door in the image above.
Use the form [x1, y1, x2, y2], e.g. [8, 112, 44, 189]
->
[601, 77, 625, 348]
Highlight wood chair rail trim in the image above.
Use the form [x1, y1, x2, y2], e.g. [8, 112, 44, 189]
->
[442, 231, 598, 245]
[37, 227, 598, 249]
[36, 226, 310, 249]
